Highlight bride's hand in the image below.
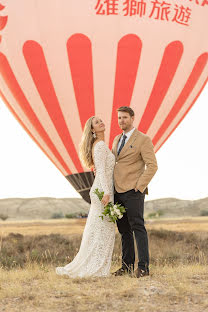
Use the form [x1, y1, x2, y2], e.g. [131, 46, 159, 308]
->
[101, 194, 110, 206]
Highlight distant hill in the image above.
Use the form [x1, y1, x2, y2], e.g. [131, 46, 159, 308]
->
[0, 197, 90, 220]
[0, 197, 207, 220]
[144, 197, 208, 218]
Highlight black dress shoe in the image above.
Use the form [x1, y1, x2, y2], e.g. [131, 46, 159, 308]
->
[113, 265, 134, 276]
[135, 268, 149, 278]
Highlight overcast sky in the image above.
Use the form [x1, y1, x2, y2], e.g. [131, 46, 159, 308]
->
[0, 85, 208, 201]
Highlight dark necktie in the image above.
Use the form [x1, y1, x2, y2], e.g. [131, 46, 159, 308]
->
[118, 134, 127, 155]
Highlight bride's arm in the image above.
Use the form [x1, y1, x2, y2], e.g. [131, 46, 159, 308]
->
[93, 142, 110, 205]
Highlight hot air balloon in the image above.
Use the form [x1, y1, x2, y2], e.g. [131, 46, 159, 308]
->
[0, 0, 207, 203]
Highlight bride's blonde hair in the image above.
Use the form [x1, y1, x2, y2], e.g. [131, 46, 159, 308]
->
[79, 116, 96, 169]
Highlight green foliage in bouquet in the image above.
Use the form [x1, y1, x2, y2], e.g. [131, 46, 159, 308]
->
[94, 188, 127, 223]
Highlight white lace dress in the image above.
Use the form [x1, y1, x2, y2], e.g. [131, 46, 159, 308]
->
[56, 141, 116, 278]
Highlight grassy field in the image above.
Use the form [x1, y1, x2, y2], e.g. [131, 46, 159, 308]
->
[0, 218, 208, 312]
[1, 216, 208, 236]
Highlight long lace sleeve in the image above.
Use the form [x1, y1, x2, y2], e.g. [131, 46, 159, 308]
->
[93, 141, 110, 195]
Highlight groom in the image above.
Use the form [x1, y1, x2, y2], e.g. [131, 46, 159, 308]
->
[111, 106, 158, 278]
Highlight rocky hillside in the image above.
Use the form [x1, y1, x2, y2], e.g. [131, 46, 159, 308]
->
[0, 197, 207, 220]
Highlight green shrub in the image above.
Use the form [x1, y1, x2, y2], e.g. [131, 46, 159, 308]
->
[65, 213, 78, 219]
[147, 210, 164, 218]
[0, 213, 8, 221]
[65, 213, 88, 218]
[51, 212, 64, 219]
[200, 210, 208, 216]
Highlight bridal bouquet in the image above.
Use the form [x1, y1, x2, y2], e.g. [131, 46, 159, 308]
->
[94, 188, 127, 223]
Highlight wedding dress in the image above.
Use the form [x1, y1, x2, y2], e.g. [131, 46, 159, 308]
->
[56, 141, 115, 278]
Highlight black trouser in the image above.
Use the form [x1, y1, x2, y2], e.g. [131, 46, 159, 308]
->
[114, 189, 149, 271]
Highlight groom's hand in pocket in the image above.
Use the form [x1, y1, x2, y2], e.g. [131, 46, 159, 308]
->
[92, 166, 96, 176]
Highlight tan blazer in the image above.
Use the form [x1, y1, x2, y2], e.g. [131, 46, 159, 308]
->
[112, 129, 158, 194]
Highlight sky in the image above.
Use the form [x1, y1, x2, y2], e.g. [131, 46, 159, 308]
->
[0, 86, 208, 201]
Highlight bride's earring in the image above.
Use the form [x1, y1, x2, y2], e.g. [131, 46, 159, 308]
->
[92, 132, 96, 139]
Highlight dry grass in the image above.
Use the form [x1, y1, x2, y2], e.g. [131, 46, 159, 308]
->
[0, 230, 207, 269]
[0, 219, 86, 237]
[0, 218, 208, 311]
[1, 217, 208, 238]
[0, 263, 207, 312]
[146, 216, 208, 233]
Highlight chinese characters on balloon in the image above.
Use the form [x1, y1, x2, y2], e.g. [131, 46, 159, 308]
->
[95, 0, 193, 26]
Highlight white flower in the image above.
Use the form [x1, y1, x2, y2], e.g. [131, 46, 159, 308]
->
[111, 211, 115, 215]
[118, 215, 123, 219]
[113, 205, 117, 209]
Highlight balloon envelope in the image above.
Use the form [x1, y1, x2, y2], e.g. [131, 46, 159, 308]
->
[0, 0, 207, 202]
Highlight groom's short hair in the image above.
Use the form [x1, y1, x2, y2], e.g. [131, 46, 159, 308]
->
[117, 106, 135, 117]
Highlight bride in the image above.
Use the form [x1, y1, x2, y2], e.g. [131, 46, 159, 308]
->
[56, 116, 116, 278]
